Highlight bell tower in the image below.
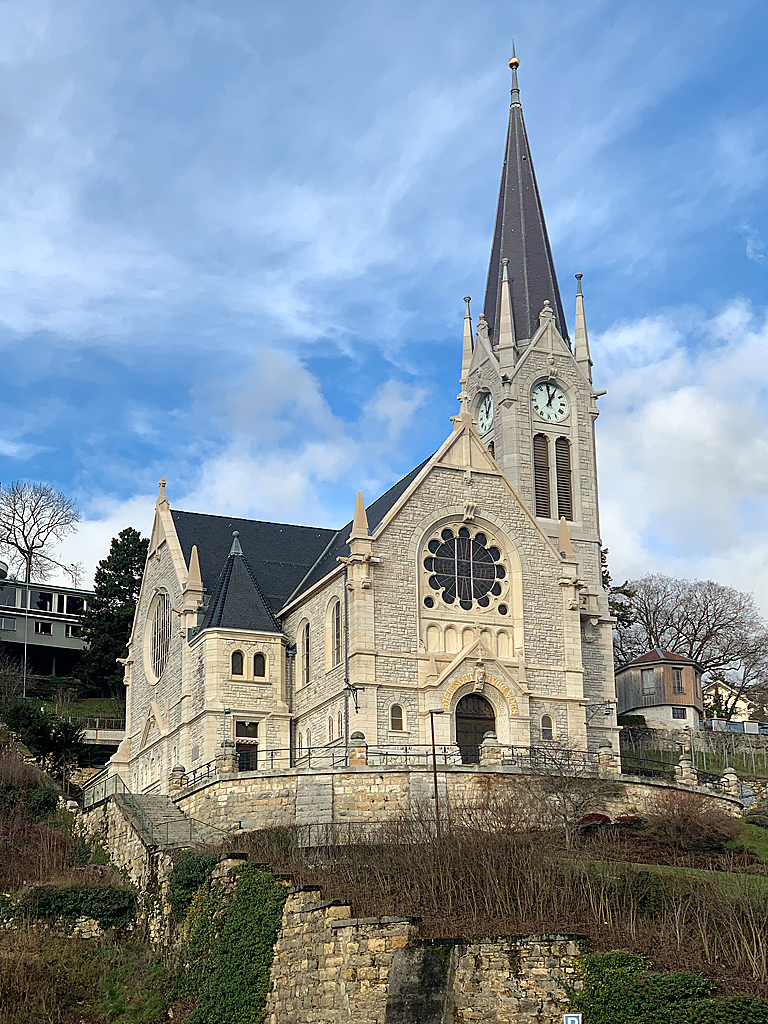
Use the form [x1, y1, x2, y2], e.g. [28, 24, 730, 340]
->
[463, 52, 603, 595]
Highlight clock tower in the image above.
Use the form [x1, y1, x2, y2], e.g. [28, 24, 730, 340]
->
[463, 54, 603, 599]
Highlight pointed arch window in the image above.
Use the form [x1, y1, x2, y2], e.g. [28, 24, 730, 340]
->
[338, 710, 343, 742]
[533, 434, 551, 518]
[331, 599, 342, 667]
[328, 716, 334, 742]
[231, 650, 243, 676]
[555, 437, 573, 520]
[253, 652, 265, 677]
[150, 591, 172, 681]
[300, 622, 310, 686]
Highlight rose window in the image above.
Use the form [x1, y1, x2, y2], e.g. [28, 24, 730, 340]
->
[423, 526, 506, 610]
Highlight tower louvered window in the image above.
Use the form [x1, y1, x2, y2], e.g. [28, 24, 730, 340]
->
[533, 434, 551, 518]
[555, 437, 573, 520]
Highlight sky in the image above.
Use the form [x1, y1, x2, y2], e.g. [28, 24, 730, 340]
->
[1, 0, 768, 611]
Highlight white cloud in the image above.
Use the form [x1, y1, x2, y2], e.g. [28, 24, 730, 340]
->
[743, 225, 766, 264]
[596, 299, 768, 614]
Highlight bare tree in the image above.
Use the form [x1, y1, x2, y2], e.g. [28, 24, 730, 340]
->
[0, 481, 81, 583]
[613, 573, 768, 719]
[0, 649, 23, 709]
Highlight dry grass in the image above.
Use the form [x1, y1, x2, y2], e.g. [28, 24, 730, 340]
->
[226, 794, 768, 997]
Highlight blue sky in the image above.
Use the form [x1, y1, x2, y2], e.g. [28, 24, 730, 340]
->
[2, 0, 768, 608]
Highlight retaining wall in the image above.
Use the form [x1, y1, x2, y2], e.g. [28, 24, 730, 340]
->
[174, 764, 742, 831]
[266, 886, 585, 1024]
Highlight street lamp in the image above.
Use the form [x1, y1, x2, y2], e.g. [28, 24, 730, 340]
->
[428, 709, 445, 837]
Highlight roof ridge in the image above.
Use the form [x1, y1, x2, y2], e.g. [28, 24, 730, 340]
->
[171, 507, 336, 533]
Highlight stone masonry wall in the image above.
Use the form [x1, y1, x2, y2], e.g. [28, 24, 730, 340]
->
[174, 764, 742, 831]
[265, 887, 418, 1024]
[265, 887, 585, 1024]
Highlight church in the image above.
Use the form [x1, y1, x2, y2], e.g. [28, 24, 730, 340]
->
[109, 56, 619, 795]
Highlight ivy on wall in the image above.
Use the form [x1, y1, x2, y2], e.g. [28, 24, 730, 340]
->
[180, 864, 287, 1024]
[569, 951, 768, 1024]
[168, 850, 217, 921]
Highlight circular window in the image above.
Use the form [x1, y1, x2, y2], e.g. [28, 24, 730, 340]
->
[149, 591, 171, 681]
[423, 526, 507, 611]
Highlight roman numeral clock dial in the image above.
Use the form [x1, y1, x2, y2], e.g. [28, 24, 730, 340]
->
[531, 381, 569, 422]
[477, 393, 494, 435]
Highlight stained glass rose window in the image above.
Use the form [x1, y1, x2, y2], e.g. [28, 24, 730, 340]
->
[423, 526, 506, 611]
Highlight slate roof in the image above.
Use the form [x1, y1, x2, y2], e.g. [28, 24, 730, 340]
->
[285, 455, 432, 605]
[199, 536, 280, 634]
[483, 62, 569, 345]
[170, 455, 433, 627]
[171, 510, 335, 616]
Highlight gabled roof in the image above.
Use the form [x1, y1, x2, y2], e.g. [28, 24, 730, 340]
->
[199, 534, 281, 634]
[620, 647, 701, 670]
[284, 456, 433, 605]
[170, 510, 335, 616]
[483, 58, 568, 345]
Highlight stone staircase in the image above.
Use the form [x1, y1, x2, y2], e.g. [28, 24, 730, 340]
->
[116, 792, 226, 849]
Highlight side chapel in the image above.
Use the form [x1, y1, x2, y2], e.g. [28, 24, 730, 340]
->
[110, 57, 619, 794]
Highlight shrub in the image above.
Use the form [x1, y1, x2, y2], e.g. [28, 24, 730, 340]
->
[644, 790, 740, 851]
[569, 951, 768, 1023]
[20, 884, 136, 930]
[577, 813, 612, 826]
[745, 812, 768, 830]
[614, 814, 645, 829]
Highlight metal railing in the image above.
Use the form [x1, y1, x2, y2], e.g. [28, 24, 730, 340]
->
[82, 770, 128, 809]
[66, 715, 126, 731]
[83, 744, 724, 810]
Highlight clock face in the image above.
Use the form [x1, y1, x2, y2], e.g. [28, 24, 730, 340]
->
[531, 381, 569, 422]
[477, 393, 494, 434]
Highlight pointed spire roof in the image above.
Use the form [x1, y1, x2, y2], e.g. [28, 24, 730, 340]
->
[483, 53, 568, 345]
[573, 273, 593, 382]
[350, 490, 369, 539]
[200, 531, 281, 633]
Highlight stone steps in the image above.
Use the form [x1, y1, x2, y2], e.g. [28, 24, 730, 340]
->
[117, 793, 223, 848]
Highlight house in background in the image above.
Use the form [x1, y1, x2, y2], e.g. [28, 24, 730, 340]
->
[0, 563, 93, 679]
[616, 648, 704, 731]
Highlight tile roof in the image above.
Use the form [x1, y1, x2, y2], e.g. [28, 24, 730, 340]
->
[624, 647, 699, 667]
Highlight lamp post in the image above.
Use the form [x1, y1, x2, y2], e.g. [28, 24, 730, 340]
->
[429, 709, 445, 837]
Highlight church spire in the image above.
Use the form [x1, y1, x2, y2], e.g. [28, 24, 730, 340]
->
[573, 273, 592, 382]
[483, 52, 568, 345]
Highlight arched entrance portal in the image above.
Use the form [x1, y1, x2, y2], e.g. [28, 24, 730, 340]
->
[456, 693, 496, 764]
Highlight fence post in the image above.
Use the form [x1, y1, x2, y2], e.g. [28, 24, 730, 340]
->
[597, 741, 619, 774]
[721, 767, 740, 798]
[348, 732, 368, 766]
[479, 731, 502, 766]
[676, 752, 697, 786]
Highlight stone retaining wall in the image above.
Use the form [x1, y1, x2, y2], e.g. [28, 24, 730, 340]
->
[174, 764, 742, 832]
[265, 887, 585, 1024]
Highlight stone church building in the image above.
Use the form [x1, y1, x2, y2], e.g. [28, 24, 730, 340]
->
[109, 58, 618, 795]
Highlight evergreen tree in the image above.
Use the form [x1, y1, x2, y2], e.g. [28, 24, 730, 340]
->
[79, 527, 148, 696]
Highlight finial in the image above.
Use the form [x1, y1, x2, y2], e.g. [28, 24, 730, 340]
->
[230, 530, 242, 556]
[575, 272, 583, 295]
[509, 47, 521, 105]
[502, 257, 509, 282]
[351, 490, 369, 539]
[463, 296, 471, 316]
[158, 477, 167, 498]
